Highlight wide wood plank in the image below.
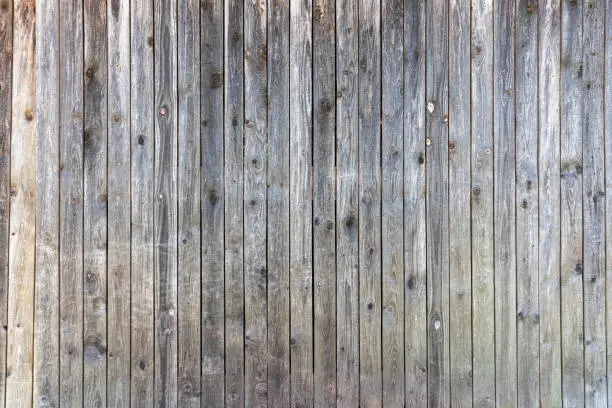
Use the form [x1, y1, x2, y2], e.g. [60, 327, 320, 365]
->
[539, 0, 562, 405]
[560, 0, 584, 405]
[289, 0, 314, 403]
[582, 0, 607, 405]
[471, 0, 495, 405]
[493, 0, 517, 405]
[154, 0, 179, 403]
[130, 0, 155, 405]
[381, 0, 403, 404]
[107, 0, 131, 405]
[336, 0, 359, 403]
[177, 0, 201, 405]
[267, 0, 290, 403]
[448, 0, 472, 405]
[313, 0, 336, 404]
[358, 0, 382, 403]
[59, 0, 84, 402]
[403, 1, 427, 405]
[224, 0, 245, 403]
[34, 0, 60, 406]
[425, 0, 449, 406]
[244, 0, 268, 404]
[201, 0, 225, 404]
[5, 1, 35, 405]
[515, 0, 540, 406]
[83, 0, 108, 404]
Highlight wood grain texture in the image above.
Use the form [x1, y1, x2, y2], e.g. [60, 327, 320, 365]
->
[471, 0, 495, 405]
[381, 0, 403, 404]
[606, 1, 612, 406]
[448, 0, 472, 405]
[177, 0, 201, 405]
[130, 0, 155, 405]
[267, 0, 290, 403]
[403, 1, 427, 406]
[5, 0, 35, 406]
[59, 0, 85, 403]
[539, 0, 562, 405]
[83, 0, 108, 404]
[425, 0, 450, 406]
[289, 0, 314, 402]
[560, 0, 584, 405]
[201, 0, 225, 404]
[336, 0, 360, 403]
[313, 0, 336, 405]
[34, 0, 60, 406]
[515, 1, 540, 406]
[107, 0, 131, 405]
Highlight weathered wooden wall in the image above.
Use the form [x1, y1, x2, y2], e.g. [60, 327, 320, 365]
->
[1, 0, 612, 406]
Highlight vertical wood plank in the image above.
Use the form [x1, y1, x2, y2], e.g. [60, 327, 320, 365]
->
[336, 0, 359, 402]
[515, 0, 540, 406]
[107, 0, 131, 404]
[471, 0, 495, 405]
[403, 0, 427, 405]
[59, 0, 84, 402]
[560, 0, 584, 404]
[606, 0, 612, 405]
[313, 0, 336, 404]
[538, 0, 562, 405]
[381, 0, 403, 403]
[224, 0, 245, 402]
[0, 0, 10, 405]
[34, 0, 60, 405]
[130, 0, 155, 403]
[448, 0, 472, 405]
[358, 0, 382, 403]
[289, 0, 313, 402]
[244, 0, 268, 404]
[582, 0, 607, 405]
[425, 0, 450, 406]
[83, 0, 108, 404]
[201, 0, 225, 404]
[154, 0, 179, 403]
[5, 0, 35, 405]
[177, 0, 201, 405]
[493, 0, 517, 405]
[267, 0, 290, 403]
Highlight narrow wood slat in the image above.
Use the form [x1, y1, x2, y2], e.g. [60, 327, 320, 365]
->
[107, 0, 131, 405]
[471, 0, 495, 405]
[605, 1, 612, 405]
[313, 0, 336, 404]
[5, 1, 35, 406]
[381, 0, 403, 403]
[539, 0, 562, 405]
[493, 0, 517, 405]
[244, 0, 268, 404]
[358, 0, 382, 403]
[582, 0, 607, 405]
[336, 0, 359, 402]
[177, 0, 201, 405]
[224, 0, 245, 403]
[83, 0, 108, 404]
[448, 0, 472, 405]
[515, 1, 540, 406]
[154, 0, 179, 403]
[289, 0, 313, 403]
[34, 0, 60, 405]
[403, 0, 427, 405]
[425, 0, 449, 406]
[201, 0, 225, 405]
[59, 0, 84, 403]
[560, 1, 584, 405]
[130, 0, 155, 405]
[267, 0, 290, 403]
